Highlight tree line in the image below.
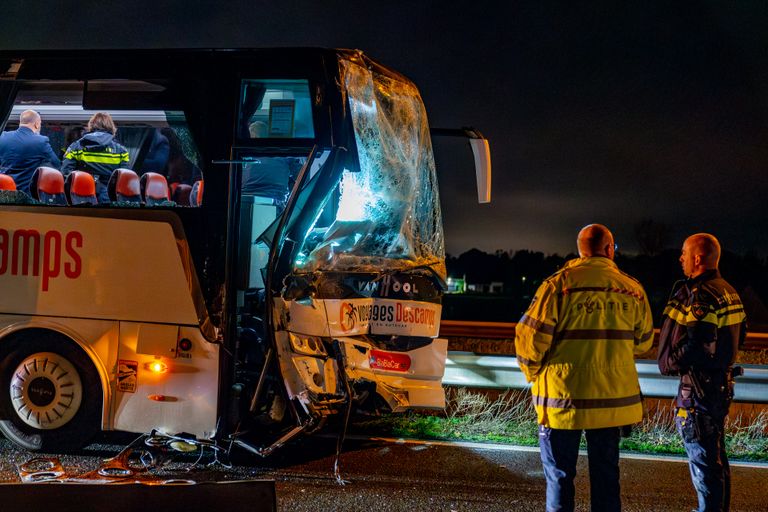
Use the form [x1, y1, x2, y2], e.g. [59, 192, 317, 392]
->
[444, 247, 768, 330]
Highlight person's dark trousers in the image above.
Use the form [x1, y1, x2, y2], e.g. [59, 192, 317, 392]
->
[94, 177, 111, 204]
[539, 425, 621, 512]
[676, 409, 730, 512]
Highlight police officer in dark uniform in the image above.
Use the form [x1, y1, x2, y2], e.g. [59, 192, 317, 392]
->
[658, 233, 746, 512]
[61, 112, 130, 203]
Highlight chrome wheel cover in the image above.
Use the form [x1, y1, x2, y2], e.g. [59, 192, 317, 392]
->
[10, 352, 83, 430]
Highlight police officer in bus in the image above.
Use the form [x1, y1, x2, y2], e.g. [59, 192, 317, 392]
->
[658, 233, 747, 512]
[61, 112, 130, 203]
[515, 224, 654, 512]
[0, 109, 61, 194]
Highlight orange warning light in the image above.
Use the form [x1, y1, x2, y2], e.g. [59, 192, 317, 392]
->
[146, 361, 168, 374]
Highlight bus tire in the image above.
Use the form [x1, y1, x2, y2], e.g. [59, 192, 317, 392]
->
[0, 330, 102, 452]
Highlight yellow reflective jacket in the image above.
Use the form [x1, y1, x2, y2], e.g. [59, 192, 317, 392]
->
[514, 257, 654, 429]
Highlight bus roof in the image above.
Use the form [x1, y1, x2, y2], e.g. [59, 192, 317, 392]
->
[0, 47, 414, 85]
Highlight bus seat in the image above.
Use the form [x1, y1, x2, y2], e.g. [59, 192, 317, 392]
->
[31, 167, 66, 205]
[108, 168, 141, 203]
[0, 174, 16, 191]
[171, 183, 192, 206]
[141, 172, 170, 206]
[65, 171, 98, 205]
[190, 180, 204, 207]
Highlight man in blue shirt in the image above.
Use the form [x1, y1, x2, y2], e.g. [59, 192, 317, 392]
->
[0, 110, 61, 194]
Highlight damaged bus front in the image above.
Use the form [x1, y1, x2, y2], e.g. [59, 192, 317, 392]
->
[241, 56, 450, 452]
[0, 49, 491, 455]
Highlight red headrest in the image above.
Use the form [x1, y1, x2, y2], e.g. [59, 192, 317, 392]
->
[116, 169, 140, 197]
[36, 167, 65, 194]
[70, 171, 96, 196]
[0, 174, 16, 191]
[172, 183, 192, 206]
[142, 172, 170, 201]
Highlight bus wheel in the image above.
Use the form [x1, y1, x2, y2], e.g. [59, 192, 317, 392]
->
[0, 331, 101, 452]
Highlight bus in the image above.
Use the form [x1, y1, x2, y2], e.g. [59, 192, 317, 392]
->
[0, 48, 491, 455]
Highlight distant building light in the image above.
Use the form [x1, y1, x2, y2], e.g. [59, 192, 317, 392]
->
[446, 276, 466, 294]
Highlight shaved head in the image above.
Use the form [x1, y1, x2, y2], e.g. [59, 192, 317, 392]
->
[682, 233, 720, 271]
[19, 109, 40, 128]
[577, 223, 615, 258]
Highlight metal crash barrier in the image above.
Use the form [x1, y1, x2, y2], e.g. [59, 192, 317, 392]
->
[443, 353, 768, 404]
[439, 320, 768, 351]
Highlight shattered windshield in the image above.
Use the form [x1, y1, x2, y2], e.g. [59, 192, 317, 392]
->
[291, 54, 445, 279]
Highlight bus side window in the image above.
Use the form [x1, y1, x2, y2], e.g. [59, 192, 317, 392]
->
[8, 79, 205, 208]
[238, 79, 315, 140]
[125, 126, 202, 194]
[162, 126, 203, 192]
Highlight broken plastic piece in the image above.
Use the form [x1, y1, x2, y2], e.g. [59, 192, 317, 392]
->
[17, 457, 66, 483]
[170, 441, 198, 452]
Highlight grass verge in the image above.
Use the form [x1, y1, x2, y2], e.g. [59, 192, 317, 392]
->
[352, 388, 768, 462]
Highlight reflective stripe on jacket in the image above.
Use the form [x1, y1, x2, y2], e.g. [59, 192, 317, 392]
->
[514, 257, 654, 429]
[61, 131, 130, 180]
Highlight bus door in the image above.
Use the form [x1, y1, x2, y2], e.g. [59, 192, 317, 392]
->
[233, 77, 318, 285]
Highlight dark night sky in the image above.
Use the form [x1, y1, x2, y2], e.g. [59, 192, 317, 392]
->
[2, 1, 767, 256]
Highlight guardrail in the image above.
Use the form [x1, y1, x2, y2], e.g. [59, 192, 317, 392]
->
[440, 320, 768, 351]
[443, 353, 768, 403]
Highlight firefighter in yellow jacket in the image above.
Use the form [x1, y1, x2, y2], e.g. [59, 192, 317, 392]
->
[515, 224, 654, 512]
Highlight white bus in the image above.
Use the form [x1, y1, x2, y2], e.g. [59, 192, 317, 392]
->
[0, 49, 491, 455]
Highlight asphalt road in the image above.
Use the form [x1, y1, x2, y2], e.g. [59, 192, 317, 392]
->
[0, 433, 766, 511]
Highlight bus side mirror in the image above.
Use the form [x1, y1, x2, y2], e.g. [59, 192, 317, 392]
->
[469, 137, 491, 204]
[430, 126, 492, 204]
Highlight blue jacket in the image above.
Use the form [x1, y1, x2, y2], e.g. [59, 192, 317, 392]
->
[0, 126, 61, 193]
[658, 270, 747, 416]
[61, 131, 130, 181]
